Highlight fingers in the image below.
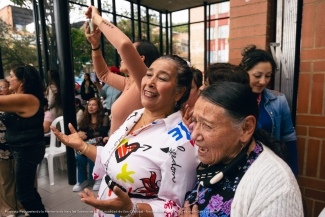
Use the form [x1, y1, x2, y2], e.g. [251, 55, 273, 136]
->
[50, 126, 64, 141]
[112, 185, 128, 199]
[68, 123, 77, 134]
[191, 204, 199, 216]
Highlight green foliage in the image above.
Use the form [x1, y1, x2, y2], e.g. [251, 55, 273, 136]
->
[173, 25, 188, 33]
[71, 27, 91, 74]
[0, 19, 38, 73]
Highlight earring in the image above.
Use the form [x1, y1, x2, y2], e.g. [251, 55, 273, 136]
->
[175, 101, 178, 108]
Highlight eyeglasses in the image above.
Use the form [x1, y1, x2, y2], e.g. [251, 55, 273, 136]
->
[0, 86, 8, 90]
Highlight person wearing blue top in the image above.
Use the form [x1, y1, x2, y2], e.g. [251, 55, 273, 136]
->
[99, 83, 121, 116]
[239, 44, 298, 177]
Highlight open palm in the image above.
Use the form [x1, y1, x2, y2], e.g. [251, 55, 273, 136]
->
[50, 123, 84, 150]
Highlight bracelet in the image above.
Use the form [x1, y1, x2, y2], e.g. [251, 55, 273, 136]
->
[124, 202, 138, 217]
[92, 45, 100, 51]
[76, 143, 89, 155]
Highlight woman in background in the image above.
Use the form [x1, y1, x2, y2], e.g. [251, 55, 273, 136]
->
[0, 65, 47, 216]
[46, 69, 62, 118]
[240, 44, 298, 177]
[75, 97, 85, 126]
[73, 97, 109, 192]
[80, 73, 96, 102]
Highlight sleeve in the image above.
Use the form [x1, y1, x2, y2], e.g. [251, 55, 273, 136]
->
[47, 85, 57, 110]
[147, 141, 198, 216]
[92, 146, 106, 180]
[98, 20, 148, 91]
[44, 111, 55, 122]
[86, 116, 110, 139]
[92, 55, 127, 92]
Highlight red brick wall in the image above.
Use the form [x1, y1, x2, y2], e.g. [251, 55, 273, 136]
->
[297, 0, 325, 216]
[228, 0, 274, 65]
[229, 0, 325, 216]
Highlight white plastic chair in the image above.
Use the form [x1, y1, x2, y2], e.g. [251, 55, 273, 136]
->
[44, 116, 66, 185]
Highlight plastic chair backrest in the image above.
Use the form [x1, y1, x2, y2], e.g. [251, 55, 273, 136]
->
[49, 116, 65, 149]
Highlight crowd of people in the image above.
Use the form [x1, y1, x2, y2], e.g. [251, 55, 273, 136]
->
[0, 4, 304, 217]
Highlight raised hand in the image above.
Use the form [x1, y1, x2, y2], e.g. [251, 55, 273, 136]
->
[84, 21, 101, 46]
[85, 6, 101, 26]
[79, 186, 133, 214]
[50, 123, 84, 150]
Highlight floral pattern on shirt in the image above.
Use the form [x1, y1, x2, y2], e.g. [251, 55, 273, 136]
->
[185, 142, 263, 217]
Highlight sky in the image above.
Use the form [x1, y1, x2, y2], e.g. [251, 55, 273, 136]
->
[0, 0, 13, 10]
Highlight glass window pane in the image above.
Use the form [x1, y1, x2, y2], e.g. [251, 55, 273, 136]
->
[149, 9, 159, 25]
[190, 22, 204, 72]
[116, 16, 132, 39]
[217, 25, 229, 39]
[141, 6, 147, 22]
[102, 0, 112, 12]
[133, 4, 138, 20]
[69, 3, 87, 25]
[116, 0, 131, 17]
[69, 0, 91, 5]
[161, 13, 166, 27]
[190, 6, 204, 23]
[102, 13, 113, 22]
[172, 9, 188, 25]
[172, 25, 188, 61]
[103, 37, 116, 67]
[218, 2, 230, 15]
[150, 24, 160, 52]
[134, 20, 139, 40]
[141, 22, 147, 40]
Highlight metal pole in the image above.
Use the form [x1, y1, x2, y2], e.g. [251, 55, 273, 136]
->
[0, 47, 3, 79]
[204, 2, 207, 72]
[32, 0, 43, 81]
[159, 12, 163, 55]
[38, 0, 50, 81]
[53, 0, 77, 185]
[137, 0, 141, 40]
[165, 11, 169, 54]
[97, 0, 105, 57]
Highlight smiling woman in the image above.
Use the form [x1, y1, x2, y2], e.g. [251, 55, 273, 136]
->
[50, 55, 198, 217]
[240, 44, 299, 177]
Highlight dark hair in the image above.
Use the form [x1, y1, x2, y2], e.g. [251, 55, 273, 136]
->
[11, 64, 44, 101]
[190, 67, 203, 89]
[239, 44, 277, 74]
[47, 69, 62, 106]
[75, 98, 85, 111]
[205, 63, 249, 86]
[135, 40, 161, 67]
[200, 82, 286, 160]
[158, 55, 193, 111]
[82, 73, 95, 86]
[42, 98, 49, 110]
[79, 97, 104, 129]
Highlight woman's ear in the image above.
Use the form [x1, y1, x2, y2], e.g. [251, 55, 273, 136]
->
[175, 86, 186, 102]
[140, 55, 146, 62]
[240, 115, 256, 143]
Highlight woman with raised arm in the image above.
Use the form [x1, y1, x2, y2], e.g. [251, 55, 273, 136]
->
[85, 6, 160, 134]
[0, 65, 48, 216]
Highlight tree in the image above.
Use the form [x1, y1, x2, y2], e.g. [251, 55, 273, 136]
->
[0, 19, 38, 73]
